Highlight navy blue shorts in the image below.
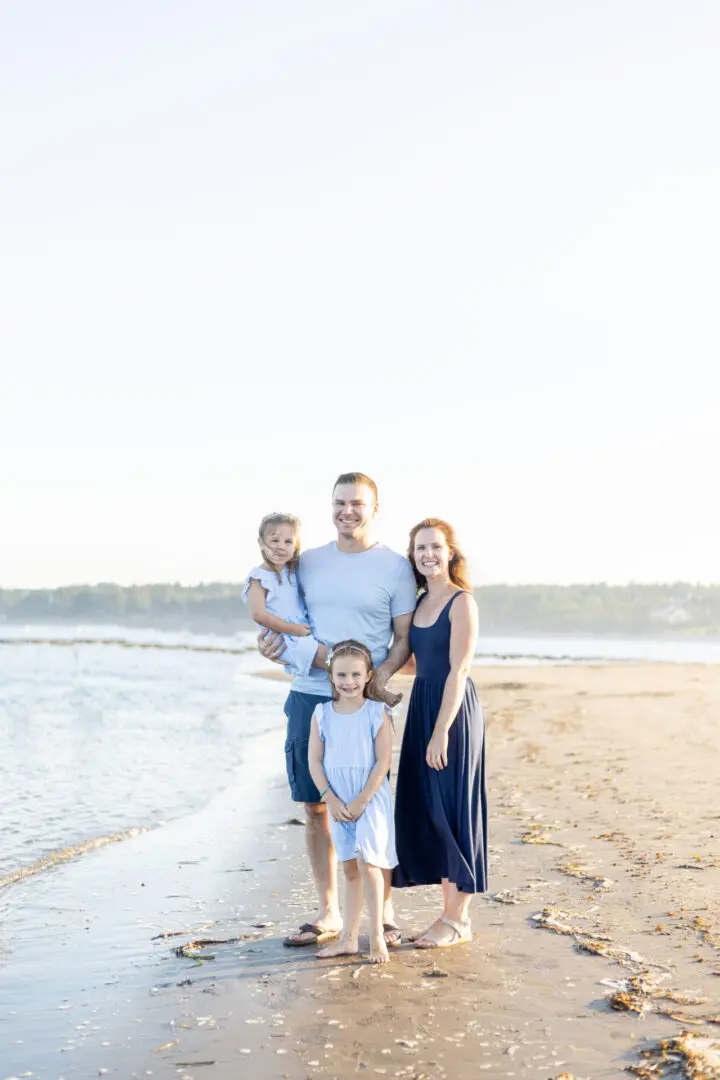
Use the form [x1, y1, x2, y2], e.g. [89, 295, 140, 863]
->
[283, 690, 332, 803]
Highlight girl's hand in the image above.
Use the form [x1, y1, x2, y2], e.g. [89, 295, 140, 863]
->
[345, 796, 367, 821]
[296, 624, 312, 637]
[326, 794, 353, 822]
[426, 728, 449, 770]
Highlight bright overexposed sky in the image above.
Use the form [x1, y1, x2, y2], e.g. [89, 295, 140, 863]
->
[1, 1, 718, 588]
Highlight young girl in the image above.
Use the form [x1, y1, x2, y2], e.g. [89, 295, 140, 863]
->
[308, 640, 397, 964]
[243, 513, 327, 678]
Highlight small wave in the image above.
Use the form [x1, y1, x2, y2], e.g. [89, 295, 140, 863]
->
[0, 827, 151, 890]
[0, 636, 256, 655]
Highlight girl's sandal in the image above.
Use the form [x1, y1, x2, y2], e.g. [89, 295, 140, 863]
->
[414, 916, 472, 949]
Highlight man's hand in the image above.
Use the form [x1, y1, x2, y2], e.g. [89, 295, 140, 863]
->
[369, 664, 403, 708]
[257, 629, 287, 664]
[345, 796, 368, 821]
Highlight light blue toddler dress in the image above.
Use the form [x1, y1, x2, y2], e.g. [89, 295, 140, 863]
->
[243, 565, 319, 678]
[314, 699, 397, 869]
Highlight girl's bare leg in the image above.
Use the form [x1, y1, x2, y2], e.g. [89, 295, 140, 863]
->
[358, 857, 389, 963]
[317, 859, 362, 958]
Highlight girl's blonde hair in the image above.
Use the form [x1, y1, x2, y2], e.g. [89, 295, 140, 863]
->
[327, 639, 386, 703]
[258, 512, 301, 580]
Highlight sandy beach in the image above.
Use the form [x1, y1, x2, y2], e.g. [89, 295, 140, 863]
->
[2, 661, 719, 1080]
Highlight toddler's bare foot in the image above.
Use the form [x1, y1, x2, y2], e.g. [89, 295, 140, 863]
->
[367, 933, 390, 964]
[377, 687, 403, 708]
[316, 936, 359, 959]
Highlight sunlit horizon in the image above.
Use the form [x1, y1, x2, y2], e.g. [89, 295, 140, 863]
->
[2, 3, 717, 589]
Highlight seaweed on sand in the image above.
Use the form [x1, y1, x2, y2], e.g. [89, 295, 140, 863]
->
[531, 907, 611, 940]
[556, 859, 613, 890]
[626, 1030, 720, 1078]
[531, 907, 669, 972]
[521, 823, 564, 846]
[603, 974, 706, 1017]
[173, 935, 260, 960]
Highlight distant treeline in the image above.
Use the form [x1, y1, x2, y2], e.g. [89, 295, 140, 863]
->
[1, 582, 719, 637]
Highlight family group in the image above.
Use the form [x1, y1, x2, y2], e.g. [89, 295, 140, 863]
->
[243, 472, 487, 964]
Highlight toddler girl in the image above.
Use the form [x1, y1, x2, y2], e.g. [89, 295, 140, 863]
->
[244, 513, 327, 677]
[308, 640, 397, 964]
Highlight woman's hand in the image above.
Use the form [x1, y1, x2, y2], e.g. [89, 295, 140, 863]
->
[345, 796, 368, 821]
[326, 794, 353, 822]
[426, 728, 449, 770]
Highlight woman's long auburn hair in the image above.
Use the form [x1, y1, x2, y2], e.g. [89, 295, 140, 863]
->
[408, 518, 472, 595]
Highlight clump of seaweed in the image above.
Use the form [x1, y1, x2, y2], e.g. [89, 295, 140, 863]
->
[576, 939, 648, 967]
[532, 906, 671, 973]
[173, 935, 258, 960]
[556, 859, 614, 890]
[690, 916, 720, 950]
[604, 974, 706, 1018]
[626, 1031, 720, 1078]
[531, 907, 611, 940]
[490, 889, 523, 904]
[522, 823, 564, 846]
[677, 856, 720, 871]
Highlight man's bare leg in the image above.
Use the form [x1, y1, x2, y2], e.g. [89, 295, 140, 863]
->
[381, 868, 402, 945]
[285, 802, 342, 945]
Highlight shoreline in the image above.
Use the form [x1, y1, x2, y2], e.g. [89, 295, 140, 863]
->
[2, 663, 719, 1079]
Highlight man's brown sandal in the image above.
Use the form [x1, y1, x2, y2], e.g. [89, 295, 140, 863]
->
[282, 922, 341, 947]
[383, 923, 402, 947]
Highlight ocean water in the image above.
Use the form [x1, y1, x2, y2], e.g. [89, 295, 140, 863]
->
[0, 629, 286, 885]
[1, 623, 719, 894]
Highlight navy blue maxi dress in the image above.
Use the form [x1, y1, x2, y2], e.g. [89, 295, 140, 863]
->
[393, 591, 488, 893]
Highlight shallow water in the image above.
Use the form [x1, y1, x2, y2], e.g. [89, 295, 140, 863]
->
[0, 635, 283, 881]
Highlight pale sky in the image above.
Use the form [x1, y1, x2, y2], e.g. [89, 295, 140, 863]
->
[2, 1, 718, 588]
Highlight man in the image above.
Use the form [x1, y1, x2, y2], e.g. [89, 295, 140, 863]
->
[259, 472, 416, 947]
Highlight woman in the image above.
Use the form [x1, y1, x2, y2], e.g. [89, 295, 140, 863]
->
[393, 519, 487, 947]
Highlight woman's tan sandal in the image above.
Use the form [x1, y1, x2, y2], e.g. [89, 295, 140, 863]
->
[282, 922, 341, 947]
[415, 916, 472, 949]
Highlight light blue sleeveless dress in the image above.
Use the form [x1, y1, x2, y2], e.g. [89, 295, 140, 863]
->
[242, 565, 319, 677]
[314, 699, 397, 869]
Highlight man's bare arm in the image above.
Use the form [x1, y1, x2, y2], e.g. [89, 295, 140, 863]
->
[371, 612, 412, 693]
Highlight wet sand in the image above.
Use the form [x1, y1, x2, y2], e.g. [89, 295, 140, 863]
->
[3, 663, 719, 1079]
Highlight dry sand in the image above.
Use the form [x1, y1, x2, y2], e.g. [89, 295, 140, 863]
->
[118, 662, 720, 1080]
[7, 663, 718, 1080]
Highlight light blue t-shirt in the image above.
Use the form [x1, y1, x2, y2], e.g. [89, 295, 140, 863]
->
[292, 542, 417, 696]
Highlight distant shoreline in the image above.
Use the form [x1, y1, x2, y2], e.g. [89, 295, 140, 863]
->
[2, 581, 719, 637]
